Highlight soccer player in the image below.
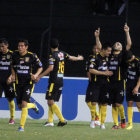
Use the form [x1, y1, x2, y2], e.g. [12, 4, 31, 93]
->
[9, 39, 43, 131]
[109, 24, 132, 129]
[36, 38, 84, 127]
[125, 51, 140, 130]
[0, 38, 15, 124]
[85, 28, 102, 128]
[87, 42, 113, 129]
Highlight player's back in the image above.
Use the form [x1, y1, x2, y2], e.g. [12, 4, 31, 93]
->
[49, 50, 68, 83]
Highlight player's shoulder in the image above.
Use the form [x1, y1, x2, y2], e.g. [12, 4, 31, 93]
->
[57, 50, 67, 55]
[88, 53, 97, 60]
[27, 51, 38, 58]
[13, 50, 19, 55]
[27, 51, 34, 56]
[135, 57, 140, 62]
[53, 50, 65, 57]
[95, 53, 101, 59]
[89, 54, 96, 58]
[89, 55, 95, 62]
[8, 50, 13, 54]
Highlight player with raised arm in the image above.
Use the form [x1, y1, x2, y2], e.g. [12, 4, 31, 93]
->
[109, 24, 132, 129]
[85, 28, 102, 128]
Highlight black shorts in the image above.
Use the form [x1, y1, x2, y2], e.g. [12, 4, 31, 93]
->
[0, 81, 15, 100]
[15, 84, 35, 105]
[86, 80, 110, 104]
[85, 82, 93, 102]
[126, 80, 140, 102]
[109, 80, 125, 104]
[46, 80, 63, 102]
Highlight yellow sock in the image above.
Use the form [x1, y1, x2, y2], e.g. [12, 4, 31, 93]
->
[20, 107, 28, 129]
[51, 104, 64, 122]
[101, 105, 107, 125]
[8, 100, 15, 120]
[118, 105, 125, 120]
[87, 102, 96, 120]
[99, 104, 101, 122]
[48, 106, 54, 123]
[112, 107, 118, 126]
[127, 107, 133, 126]
[27, 103, 35, 109]
[138, 108, 140, 112]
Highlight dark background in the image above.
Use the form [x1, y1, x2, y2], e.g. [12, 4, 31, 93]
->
[0, 0, 140, 77]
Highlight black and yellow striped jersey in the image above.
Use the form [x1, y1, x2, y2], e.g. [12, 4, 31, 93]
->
[12, 50, 42, 85]
[127, 57, 140, 81]
[48, 50, 69, 83]
[0, 50, 13, 81]
[108, 50, 127, 81]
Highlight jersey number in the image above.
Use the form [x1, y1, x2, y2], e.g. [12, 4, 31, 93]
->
[58, 61, 64, 74]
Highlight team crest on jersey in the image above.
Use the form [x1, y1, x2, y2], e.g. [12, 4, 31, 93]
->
[58, 52, 64, 60]
[6, 55, 10, 59]
[25, 57, 30, 62]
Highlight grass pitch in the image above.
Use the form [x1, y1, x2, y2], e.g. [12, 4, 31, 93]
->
[0, 119, 140, 140]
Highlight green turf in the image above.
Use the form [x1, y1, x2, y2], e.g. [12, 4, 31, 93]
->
[0, 119, 140, 140]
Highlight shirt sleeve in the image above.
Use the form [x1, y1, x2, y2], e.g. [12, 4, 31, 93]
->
[48, 54, 55, 65]
[64, 52, 70, 60]
[33, 53, 42, 68]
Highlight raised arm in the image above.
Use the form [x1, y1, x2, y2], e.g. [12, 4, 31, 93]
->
[68, 55, 84, 61]
[94, 27, 102, 50]
[124, 24, 132, 51]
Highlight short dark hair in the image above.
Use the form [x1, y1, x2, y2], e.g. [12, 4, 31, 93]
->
[0, 38, 9, 45]
[102, 42, 112, 50]
[18, 39, 29, 46]
[50, 38, 59, 48]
